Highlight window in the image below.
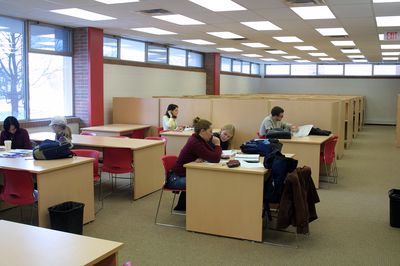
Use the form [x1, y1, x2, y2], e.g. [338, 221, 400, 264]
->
[232, 60, 241, 72]
[265, 64, 290, 75]
[120, 38, 145, 62]
[345, 64, 372, 76]
[169, 48, 186, 66]
[242, 61, 250, 74]
[188, 51, 203, 67]
[28, 23, 72, 119]
[221, 57, 232, 72]
[251, 63, 260, 75]
[373, 64, 400, 75]
[0, 16, 26, 120]
[291, 64, 317, 76]
[147, 45, 167, 64]
[103, 36, 118, 58]
[318, 64, 343, 75]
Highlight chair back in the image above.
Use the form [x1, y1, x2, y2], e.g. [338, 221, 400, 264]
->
[0, 169, 35, 205]
[256, 132, 266, 139]
[71, 149, 100, 180]
[80, 132, 96, 136]
[161, 155, 177, 179]
[322, 136, 338, 164]
[131, 129, 146, 139]
[103, 147, 133, 174]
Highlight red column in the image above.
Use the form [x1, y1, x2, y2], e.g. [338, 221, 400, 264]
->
[205, 53, 220, 95]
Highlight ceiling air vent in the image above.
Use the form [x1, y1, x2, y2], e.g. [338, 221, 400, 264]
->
[138, 9, 172, 15]
[284, 0, 326, 6]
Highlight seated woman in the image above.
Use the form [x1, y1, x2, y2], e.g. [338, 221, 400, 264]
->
[211, 124, 235, 150]
[167, 119, 222, 211]
[49, 116, 73, 148]
[162, 104, 181, 131]
[0, 116, 32, 149]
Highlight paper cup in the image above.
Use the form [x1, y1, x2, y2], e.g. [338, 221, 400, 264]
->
[4, 140, 12, 151]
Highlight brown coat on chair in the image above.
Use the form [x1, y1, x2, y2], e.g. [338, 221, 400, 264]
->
[277, 166, 320, 234]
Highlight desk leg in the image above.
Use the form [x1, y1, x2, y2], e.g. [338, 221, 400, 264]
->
[282, 143, 321, 188]
[36, 162, 95, 228]
[132, 144, 164, 200]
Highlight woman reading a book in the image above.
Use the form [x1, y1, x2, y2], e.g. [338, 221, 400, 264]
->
[0, 116, 32, 149]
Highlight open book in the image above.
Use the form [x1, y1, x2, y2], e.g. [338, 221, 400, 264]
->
[235, 154, 260, 162]
[293, 124, 313, 138]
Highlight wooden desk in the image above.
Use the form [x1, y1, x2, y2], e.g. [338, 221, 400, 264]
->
[81, 123, 150, 137]
[0, 220, 123, 266]
[280, 135, 331, 188]
[0, 157, 95, 228]
[185, 161, 268, 242]
[30, 132, 164, 200]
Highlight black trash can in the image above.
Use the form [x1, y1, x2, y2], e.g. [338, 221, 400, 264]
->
[48, 201, 85, 234]
[389, 189, 400, 228]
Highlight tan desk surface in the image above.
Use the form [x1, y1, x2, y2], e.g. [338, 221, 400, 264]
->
[30, 132, 163, 150]
[81, 123, 150, 133]
[0, 220, 123, 266]
[0, 156, 93, 174]
[280, 135, 332, 144]
[185, 161, 267, 175]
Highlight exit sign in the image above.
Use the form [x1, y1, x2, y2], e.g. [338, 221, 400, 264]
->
[385, 31, 400, 41]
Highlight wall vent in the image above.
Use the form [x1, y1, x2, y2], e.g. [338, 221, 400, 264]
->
[138, 9, 172, 15]
[284, 0, 326, 6]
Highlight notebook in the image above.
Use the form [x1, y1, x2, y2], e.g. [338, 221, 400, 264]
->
[293, 124, 313, 138]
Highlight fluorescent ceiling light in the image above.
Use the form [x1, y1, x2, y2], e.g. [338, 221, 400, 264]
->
[341, 49, 361, 54]
[376, 16, 400, 27]
[131, 27, 176, 35]
[95, 0, 139, 4]
[189, 0, 246, 12]
[315, 27, 348, 36]
[153, 14, 204, 25]
[352, 59, 368, 62]
[295, 60, 311, 63]
[282, 55, 300, 59]
[266, 50, 287, 54]
[294, 46, 317, 51]
[240, 21, 281, 31]
[379, 34, 384, 40]
[347, 55, 365, 58]
[373, 0, 400, 2]
[331, 40, 355, 46]
[207, 31, 244, 39]
[0, 26, 9, 30]
[273, 36, 303, 43]
[242, 54, 263, 58]
[382, 57, 399, 60]
[319, 57, 336, 61]
[381, 44, 400, 49]
[291, 6, 336, 20]
[51, 8, 116, 21]
[382, 51, 400, 55]
[261, 58, 278, 61]
[182, 39, 215, 45]
[217, 47, 242, 52]
[309, 52, 327, 56]
[241, 42, 269, 48]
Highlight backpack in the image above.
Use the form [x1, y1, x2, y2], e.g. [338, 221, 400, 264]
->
[33, 139, 73, 160]
[265, 128, 292, 139]
[240, 138, 282, 156]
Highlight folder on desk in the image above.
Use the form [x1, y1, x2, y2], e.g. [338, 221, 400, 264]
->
[293, 124, 313, 138]
[235, 154, 260, 162]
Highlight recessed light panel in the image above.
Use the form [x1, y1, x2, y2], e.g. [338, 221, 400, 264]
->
[341, 49, 361, 54]
[261, 58, 278, 61]
[189, 0, 246, 12]
[131, 27, 176, 35]
[291, 6, 336, 20]
[309, 52, 328, 56]
[381, 44, 400, 49]
[382, 52, 400, 55]
[182, 39, 215, 45]
[282, 55, 301, 59]
[294, 46, 318, 51]
[240, 21, 281, 31]
[352, 59, 368, 62]
[376, 16, 400, 27]
[295, 60, 311, 63]
[153, 14, 204, 25]
[319, 58, 336, 61]
[266, 50, 287, 54]
[241, 42, 269, 48]
[316, 28, 348, 36]
[331, 40, 355, 46]
[207, 31, 244, 39]
[217, 47, 243, 52]
[347, 55, 365, 59]
[51, 8, 116, 21]
[382, 57, 399, 60]
[373, 0, 400, 2]
[242, 54, 263, 58]
[273, 36, 303, 43]
[95, 0, 139, 4]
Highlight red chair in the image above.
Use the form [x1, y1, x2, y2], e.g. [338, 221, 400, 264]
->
[80, 132, 96, 136]
[131, 129, 146, 139]
[71, 149, 103, 212]
[155, 155, 185, 228]
[320, 136, 339, 183]
[144, 136, 167, 154]
[256, 132, 266, 139]
[0, 169, 37, 224]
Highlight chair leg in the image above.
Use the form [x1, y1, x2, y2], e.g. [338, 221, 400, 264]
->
[155, 188, 164, 224]
[170, 193, 177, 214]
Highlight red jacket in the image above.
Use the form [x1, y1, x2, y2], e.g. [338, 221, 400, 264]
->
[172, 133, 222, 176]
[0, 128, 32, 149]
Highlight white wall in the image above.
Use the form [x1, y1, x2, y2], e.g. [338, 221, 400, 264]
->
[260, 78, 400, 125]
[104, 64, 206, 123]
[220, 74, 261, 94]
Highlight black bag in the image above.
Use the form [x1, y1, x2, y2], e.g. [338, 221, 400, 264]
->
[33, 139, 73, 160]
[240, 138, 282, 156]
[309, 127, 331, 136]
[265, 128, 291, 139]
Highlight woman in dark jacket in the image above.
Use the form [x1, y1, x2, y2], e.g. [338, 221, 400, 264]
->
[0, 116, 32, 149]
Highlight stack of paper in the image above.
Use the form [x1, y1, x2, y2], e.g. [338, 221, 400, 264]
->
[222, 150, 237, 157]
[235, 154, 260, 162]
[293, 124, 313, 137]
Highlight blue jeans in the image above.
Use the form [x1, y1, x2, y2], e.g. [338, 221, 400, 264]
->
[165, 172, 186, 190]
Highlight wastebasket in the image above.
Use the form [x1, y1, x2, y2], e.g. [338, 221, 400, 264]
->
[389, 189, 400, 228]
[48, 201, 85, 234]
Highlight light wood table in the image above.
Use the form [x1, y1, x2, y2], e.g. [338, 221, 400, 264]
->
[0, 220, 123, 266]
[280, 135, 331, 188]
[81, 123, 151, 137]
[185, 160, 268, 242]
[0, 156, 95, 228]
[30, 132, 164, 200]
